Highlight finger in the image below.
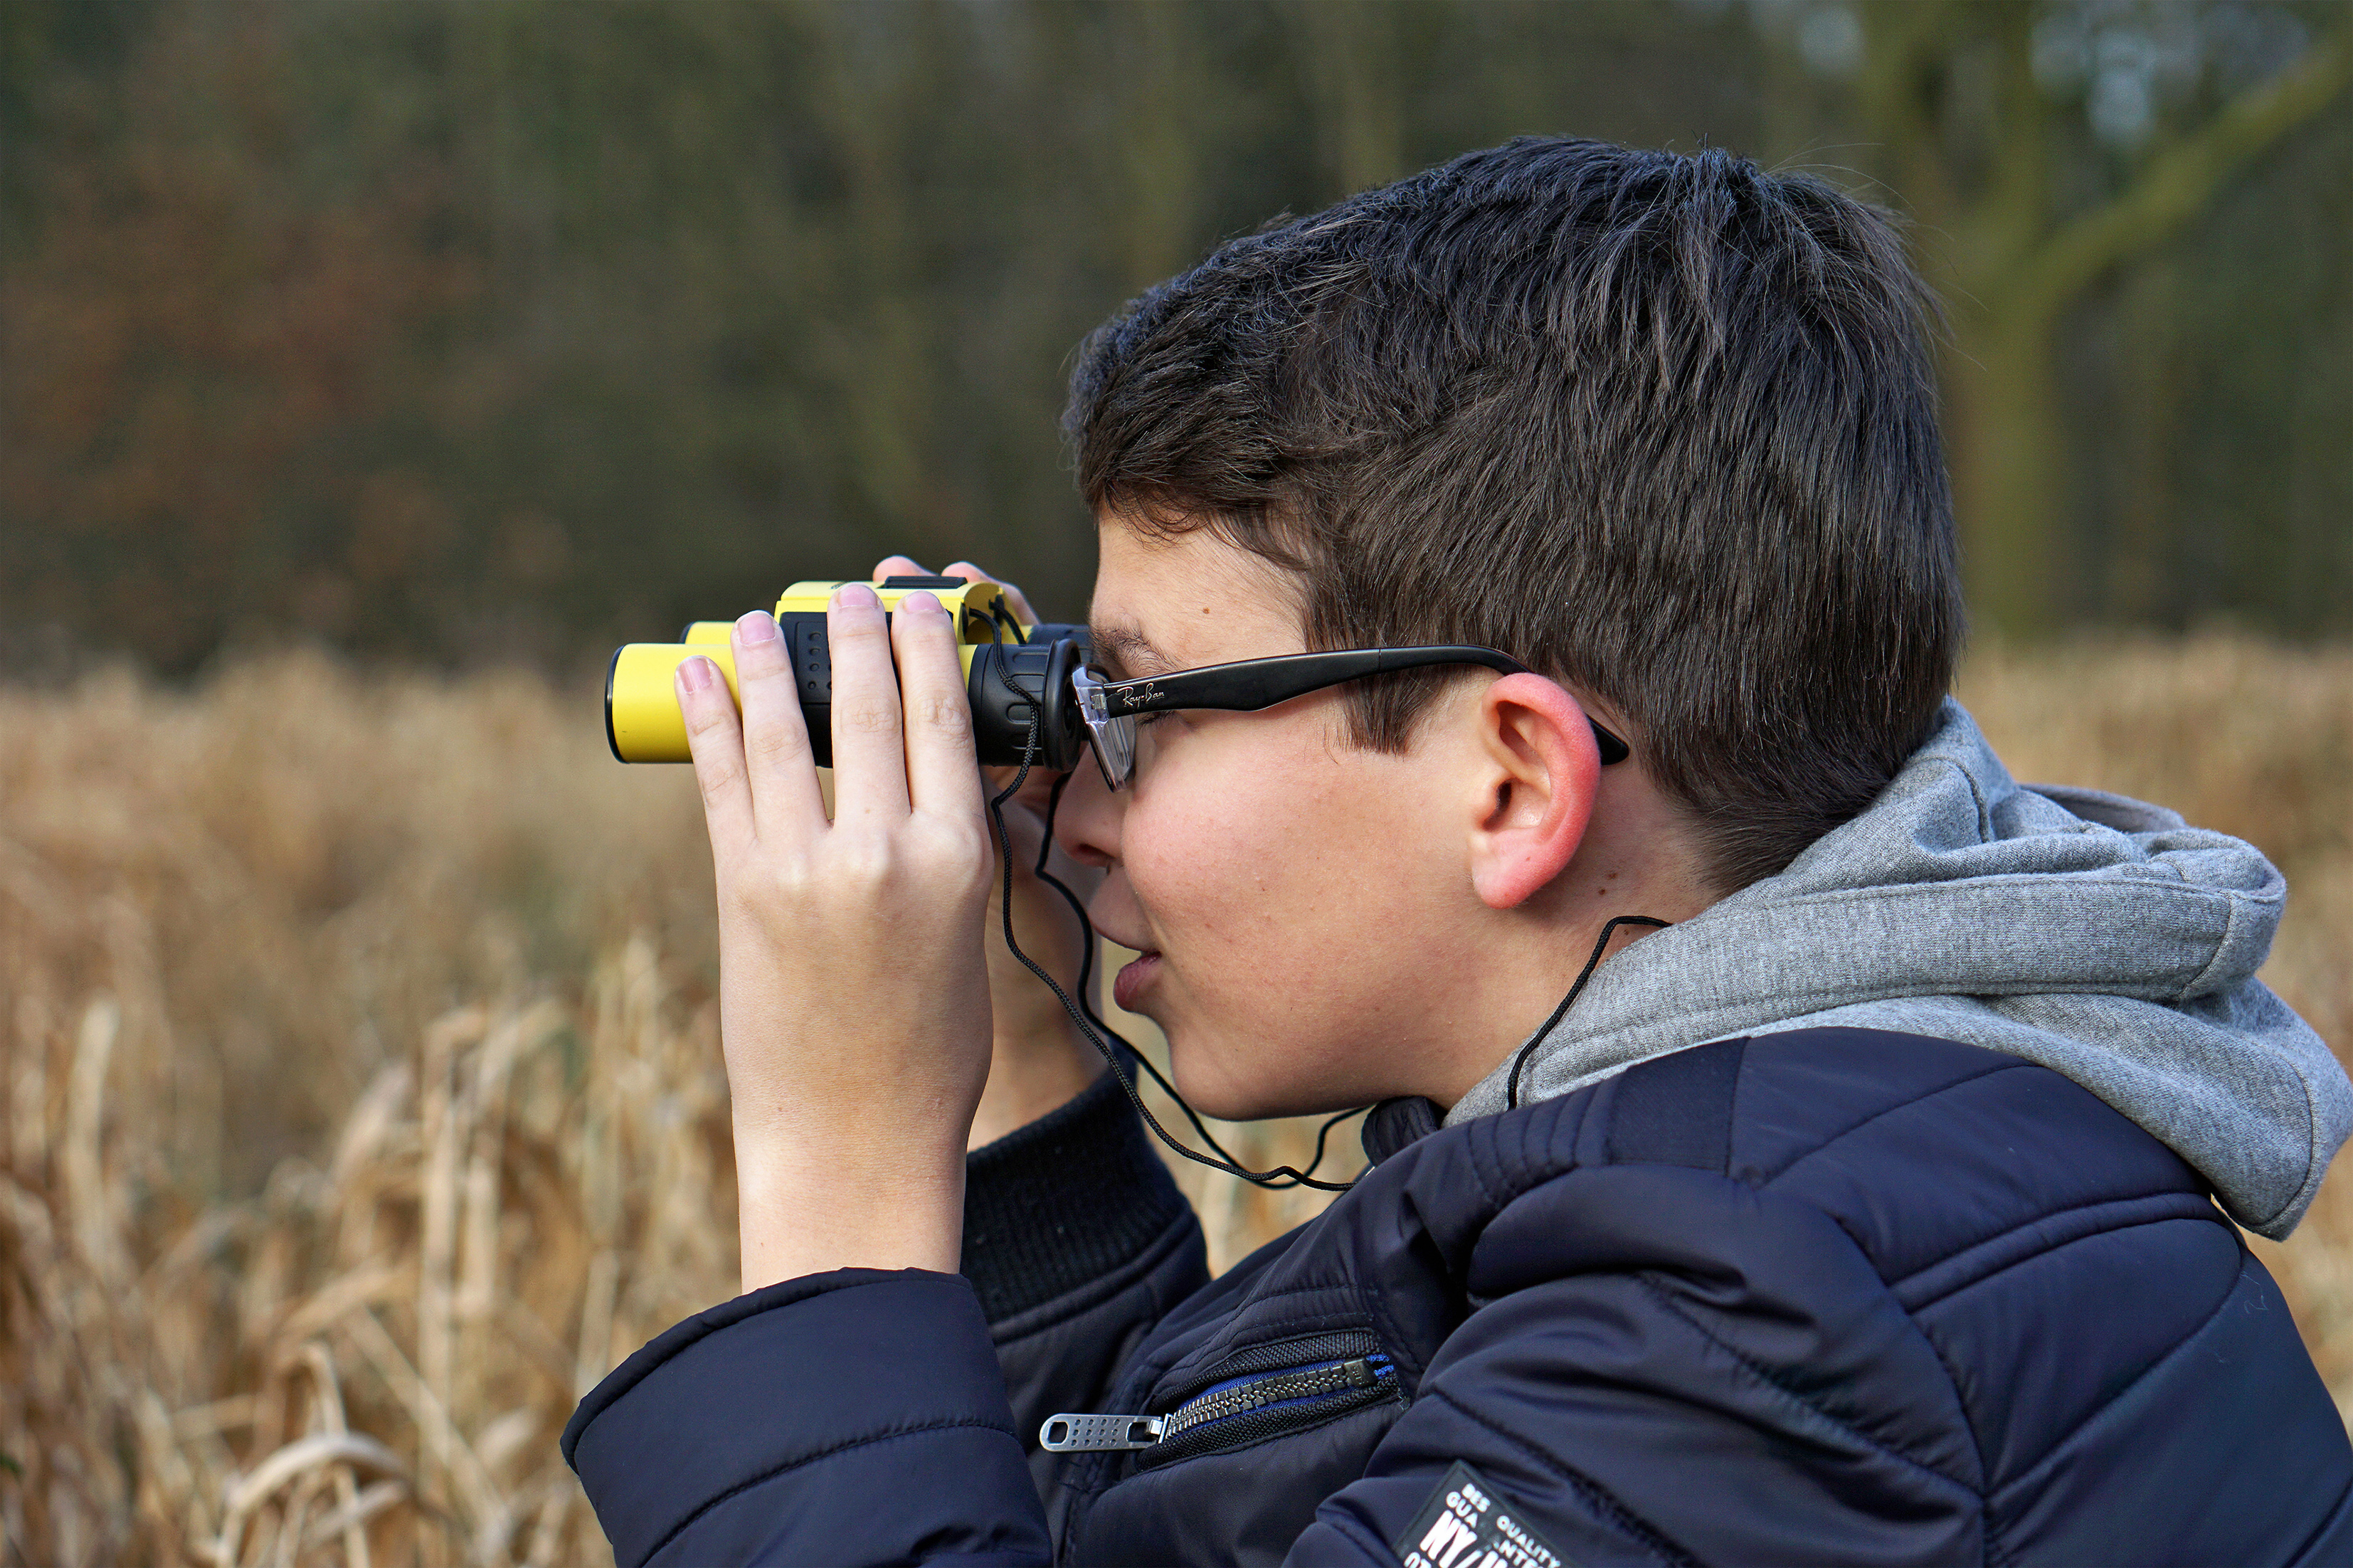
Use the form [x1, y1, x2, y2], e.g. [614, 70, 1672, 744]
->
[893, 591, 987, 824]
[943, 561, 1039, 627]
[826, 582, 911, 821]
[676, 655, 757, 854]
[732, 610, 827, 832]
[872, 554, 928, 581]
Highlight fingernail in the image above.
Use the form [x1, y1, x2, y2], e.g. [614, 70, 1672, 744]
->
[736, 610, 778, 643]
[677, 656, 714, 693]
[835, 582, 879, 609]
[903, 590, 946, 616]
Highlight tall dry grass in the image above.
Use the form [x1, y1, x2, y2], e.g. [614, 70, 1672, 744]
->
[1, 640, 2347, 1564]
[1, 659, 734, 1566]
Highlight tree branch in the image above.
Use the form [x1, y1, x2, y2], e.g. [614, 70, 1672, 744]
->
[1854, 0, 1971, 224]
[2011, 23, 2353, 330]
[1973, 1, 2053, 290]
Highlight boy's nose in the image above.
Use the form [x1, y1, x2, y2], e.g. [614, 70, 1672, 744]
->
[1052, 754, 1123, 870]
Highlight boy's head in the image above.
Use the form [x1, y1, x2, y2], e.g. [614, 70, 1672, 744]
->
[1053, 138, 1962, 1116]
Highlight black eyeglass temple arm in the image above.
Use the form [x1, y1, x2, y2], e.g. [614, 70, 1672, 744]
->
[1098, 649, 1630, 765]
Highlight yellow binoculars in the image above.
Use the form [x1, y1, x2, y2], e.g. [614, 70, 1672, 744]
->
[605, 575, 1090, 770]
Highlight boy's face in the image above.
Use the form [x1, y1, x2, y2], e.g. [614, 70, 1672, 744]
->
[1055, 515, 1508, 1120]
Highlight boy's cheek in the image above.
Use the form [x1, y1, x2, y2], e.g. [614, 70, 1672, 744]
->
[1124, 757, 1296, 911]
[1116, 733, 1426, 1112]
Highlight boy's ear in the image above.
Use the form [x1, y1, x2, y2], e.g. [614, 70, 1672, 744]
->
[1466, 674, 1602, 911]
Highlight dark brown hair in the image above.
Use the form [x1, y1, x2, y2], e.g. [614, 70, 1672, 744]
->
[1065, 137, 1962, 892]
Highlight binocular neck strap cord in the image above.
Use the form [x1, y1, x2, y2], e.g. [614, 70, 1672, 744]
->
[1502, 913, 1673, 1110]
[986, 713, 1364, 1192]
[980, 692, 1669, 1186]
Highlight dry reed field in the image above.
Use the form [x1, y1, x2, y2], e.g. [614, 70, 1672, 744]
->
[3, 640, 2348, 1566]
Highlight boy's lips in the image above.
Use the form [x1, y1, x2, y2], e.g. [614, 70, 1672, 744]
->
[1113, 949, 1163, 1012]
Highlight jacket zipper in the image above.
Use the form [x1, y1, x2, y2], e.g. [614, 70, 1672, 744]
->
[1042, 1331, 1398, 1464]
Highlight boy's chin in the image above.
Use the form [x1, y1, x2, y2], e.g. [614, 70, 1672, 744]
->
[1165, 1034, 1365, 1123]
[1161, 1049, 1256, 1122]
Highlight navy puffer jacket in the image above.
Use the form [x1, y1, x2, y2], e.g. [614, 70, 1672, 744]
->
[565, 1027, 2352, 1565]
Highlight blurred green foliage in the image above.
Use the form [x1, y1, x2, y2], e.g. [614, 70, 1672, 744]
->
[1, 0, 2347, 674]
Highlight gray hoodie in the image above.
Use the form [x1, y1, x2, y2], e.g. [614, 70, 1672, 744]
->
[1449, 698, 2351, 1240]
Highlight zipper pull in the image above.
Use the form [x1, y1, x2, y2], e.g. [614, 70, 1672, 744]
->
[1040, 1413, 1165, 1452]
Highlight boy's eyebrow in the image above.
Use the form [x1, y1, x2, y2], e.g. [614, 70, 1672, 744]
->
[1087, 623, 1173, 680]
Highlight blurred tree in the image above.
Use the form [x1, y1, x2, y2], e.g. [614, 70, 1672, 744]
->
[0, 2, 476, 670]
[1842, 0, 2352, 634]
[1284, 0, 1412, 191]
[1, 0, 2345, 674]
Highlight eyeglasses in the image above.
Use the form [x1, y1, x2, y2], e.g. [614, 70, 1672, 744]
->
[1068, 646, 1631, 790]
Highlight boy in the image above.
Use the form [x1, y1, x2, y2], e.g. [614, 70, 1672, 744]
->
[564, 141, 2353, 1565]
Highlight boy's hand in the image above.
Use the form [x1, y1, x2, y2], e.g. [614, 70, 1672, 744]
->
[873, 557, 1106, 1148]
[677, 583, 993, 1290]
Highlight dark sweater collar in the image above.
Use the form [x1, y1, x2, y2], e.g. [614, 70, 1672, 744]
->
[1360, 1096, 1442, 1165]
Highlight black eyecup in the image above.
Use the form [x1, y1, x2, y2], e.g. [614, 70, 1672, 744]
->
[968, 635, 1087, 772]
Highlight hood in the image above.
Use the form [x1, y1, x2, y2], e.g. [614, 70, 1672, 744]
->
[1447, 698, 2351, 1239]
